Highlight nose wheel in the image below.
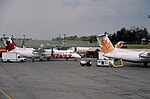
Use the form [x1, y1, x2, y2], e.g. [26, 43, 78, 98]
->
[32, 57, 34, 62]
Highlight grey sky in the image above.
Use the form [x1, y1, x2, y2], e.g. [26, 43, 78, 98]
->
[0, 0, 150, 40]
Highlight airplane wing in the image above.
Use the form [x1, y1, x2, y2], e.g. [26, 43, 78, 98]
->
[32, 48, 47, 55]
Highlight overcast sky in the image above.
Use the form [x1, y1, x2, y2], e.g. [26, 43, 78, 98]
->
[0, 0, 150, 40]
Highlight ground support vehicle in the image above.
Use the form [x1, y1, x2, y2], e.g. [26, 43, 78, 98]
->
[80, 60, 92, 66]
[2, 52, 26, 62]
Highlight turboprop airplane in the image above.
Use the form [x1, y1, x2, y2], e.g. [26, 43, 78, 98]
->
[3, 37, 51, 61]
[2, 37, 81, 61]
[97, 34, 150, 66]
[51, 48, 81, 60]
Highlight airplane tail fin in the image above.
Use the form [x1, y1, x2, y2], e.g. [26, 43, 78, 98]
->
[115, 41, 124, 48]
[2, 37, 16, 51]
[97, 34, 115, 54]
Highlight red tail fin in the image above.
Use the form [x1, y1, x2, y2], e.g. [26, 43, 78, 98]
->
[4, 37, 15, 51]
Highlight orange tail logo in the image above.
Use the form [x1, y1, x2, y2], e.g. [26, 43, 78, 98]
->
[115, 41, 124, 48]
[97, 34, 114, 54]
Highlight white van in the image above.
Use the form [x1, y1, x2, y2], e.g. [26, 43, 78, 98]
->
[2, 52, 26, 62]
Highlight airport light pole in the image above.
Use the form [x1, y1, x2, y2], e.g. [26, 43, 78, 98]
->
[11, 35, 14, 40]
[22, 35, 26, 47]
[141, 38, 146, 44]
[2, 33, 6, 38]
[59, 34, 61, 45]
[23, 35, 26, 40]
[11, 35, 13, 38]
[148, 15, 150, 44]
[63, 34, 66, 46]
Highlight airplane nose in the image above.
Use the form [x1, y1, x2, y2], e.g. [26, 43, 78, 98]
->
[73, 53, 81, 58]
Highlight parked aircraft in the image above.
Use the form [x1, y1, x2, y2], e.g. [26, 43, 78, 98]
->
[2, 37, 81, 61]
[55, 46, 90, 53]
[97, 34, 150, 66]
[72, 47, 90, 53]
[51, 48, 81, 60]
[53, 46, 91, 58]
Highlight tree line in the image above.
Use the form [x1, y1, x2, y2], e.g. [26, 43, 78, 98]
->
[52, 35, 97, 43]
[52, 27, 150, 44]
[108, 27, 150, 44]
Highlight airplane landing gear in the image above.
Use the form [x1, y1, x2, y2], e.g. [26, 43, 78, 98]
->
[144, 63, 148, 67]
[40, 55, 44, 61]
[47, 57, 50, 61]
[40, 57, 43, 61]
[32, 57, 34, 62]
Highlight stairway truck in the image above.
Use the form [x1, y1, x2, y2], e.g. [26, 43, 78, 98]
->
[2, 52, 26, 62]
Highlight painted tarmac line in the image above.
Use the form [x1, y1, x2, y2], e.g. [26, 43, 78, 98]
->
[0, 88, 12, 99]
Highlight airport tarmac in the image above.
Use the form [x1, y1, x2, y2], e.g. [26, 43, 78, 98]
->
[0, 59, 150, 99]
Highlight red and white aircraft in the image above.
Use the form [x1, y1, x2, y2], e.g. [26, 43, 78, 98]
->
[3, 37, 81, 61]
[97, 34, 150, 66]
[69, 47, 90, 53]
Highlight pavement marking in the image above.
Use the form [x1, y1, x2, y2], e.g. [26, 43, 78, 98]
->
[0, 88, 12, 99]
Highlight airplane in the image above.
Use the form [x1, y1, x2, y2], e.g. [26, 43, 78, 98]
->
[2, 37, 81, 61]
[97, 34, 150, 67]
[59, 46, 90, 53]
[51, 48, 81, 60]
[73, 47, 90, 53]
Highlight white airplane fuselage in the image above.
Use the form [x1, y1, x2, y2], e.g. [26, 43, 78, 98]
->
[10, 47, 50, 58]
[10, 47, 81, 59]
[104, 48, 150, 63]
[3, 37, 81, 59]
[52, 49, 81, 58]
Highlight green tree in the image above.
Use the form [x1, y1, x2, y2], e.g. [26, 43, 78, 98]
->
[109, 27, 150, 43]
[88, 35, 97, 43]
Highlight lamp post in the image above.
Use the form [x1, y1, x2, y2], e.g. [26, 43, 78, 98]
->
[11, 35, 14, 40]
[22, 35, 26, 47]
[63, 34, 66, 46]
[148, 15, 150, 44]
[141, 38, 146, 44]
[59, 34, 61, 45]
[2, 33, 6, 38]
